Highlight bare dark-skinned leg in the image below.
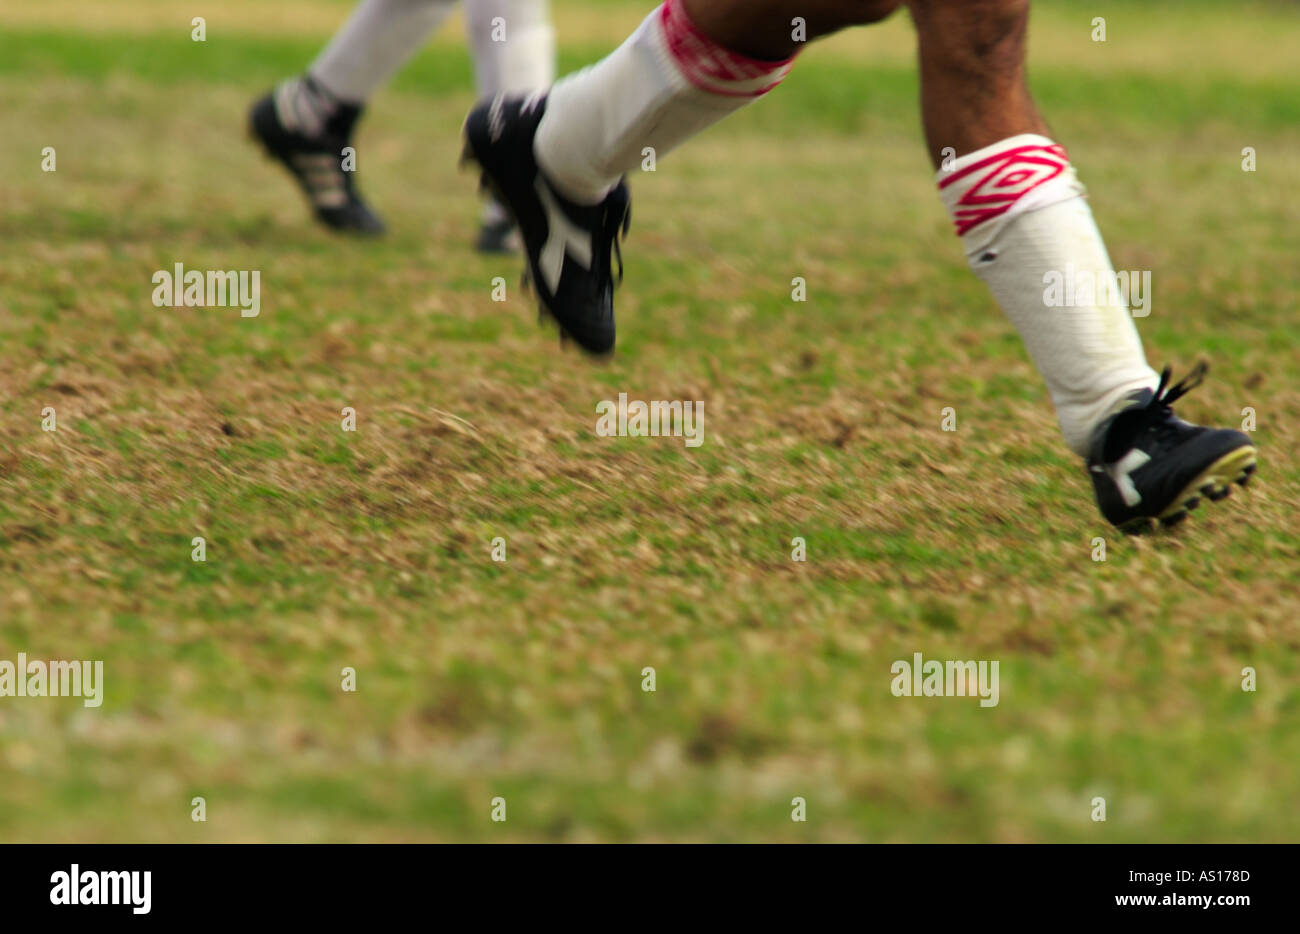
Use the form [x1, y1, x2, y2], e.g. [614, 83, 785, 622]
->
[907, 0, 1050, 167]
[681, 0, 904, 61]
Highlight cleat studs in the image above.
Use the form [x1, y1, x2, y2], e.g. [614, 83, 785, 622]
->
[1184, 496, 1200, 511]
[1160, 510, 1188, 528]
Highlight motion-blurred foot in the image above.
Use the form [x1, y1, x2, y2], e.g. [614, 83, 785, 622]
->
[249, 76, 386, 235]
[461, 93, 630, 356]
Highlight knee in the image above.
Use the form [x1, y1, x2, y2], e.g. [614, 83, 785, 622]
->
[908, 0, 1029, 74]
[806, 0, 904, 35]
[852, 0, 907, 25]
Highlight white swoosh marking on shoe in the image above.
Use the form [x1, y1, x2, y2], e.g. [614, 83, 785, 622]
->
[536, 177, 592, 294]
[1108, 449, 1152, 507]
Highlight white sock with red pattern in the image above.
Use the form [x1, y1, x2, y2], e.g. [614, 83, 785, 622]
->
[939, 134, 1159, 456]
[533, 0, 793, 204]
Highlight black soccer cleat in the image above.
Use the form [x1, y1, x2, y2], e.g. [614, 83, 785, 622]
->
[460, 93, 630, 356]
[475, 206, 521, 254]
[249, 79, 386, 235]
[1087, 363, 1256, 533]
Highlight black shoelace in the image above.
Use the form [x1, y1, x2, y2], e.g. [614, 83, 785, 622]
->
[1153, 362, 1207, 408]
[1138, 362, 1208, 444]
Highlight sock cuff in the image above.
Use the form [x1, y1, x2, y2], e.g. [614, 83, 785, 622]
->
[275, 75, 347, 137]
[659, 0, 794, 99]
[937, 134, 1084, 252]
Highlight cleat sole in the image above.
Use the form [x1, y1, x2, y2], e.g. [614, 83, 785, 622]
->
[1148, 445, 1257, 529]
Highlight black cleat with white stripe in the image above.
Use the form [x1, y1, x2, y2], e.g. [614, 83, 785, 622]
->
[249, 79, 386, 236]
[461, 93, 630, 356]
[1087, 363, 1256, 533]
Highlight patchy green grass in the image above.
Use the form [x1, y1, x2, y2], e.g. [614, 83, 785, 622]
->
[0, 0, 1297, 841]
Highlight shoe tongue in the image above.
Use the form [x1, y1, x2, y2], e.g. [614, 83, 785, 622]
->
[1123, 386, 1156, 409]
[1097, 387, 1158, 461]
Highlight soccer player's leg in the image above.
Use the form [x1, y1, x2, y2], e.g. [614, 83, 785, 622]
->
[461, 0, 903, 354]
[250, 0, 457, 234]
[910, 0, 1255, 531]
[465, 0, 556, 253]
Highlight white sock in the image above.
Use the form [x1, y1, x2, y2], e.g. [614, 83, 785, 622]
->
[274, 76, 345, 138]
[309, 0, 457, 103]
[534, 0, 793, 204]
[466, 0, 555, 98]
[939, 134, 1159, 457]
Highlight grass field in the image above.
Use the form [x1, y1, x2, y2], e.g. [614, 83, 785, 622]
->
[1, 0, 1298, 842]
